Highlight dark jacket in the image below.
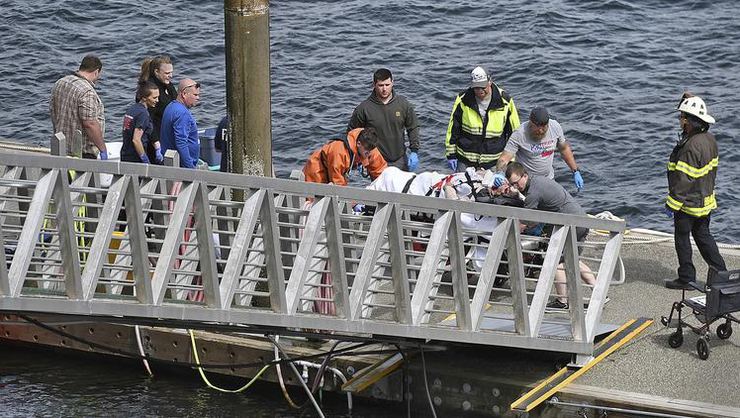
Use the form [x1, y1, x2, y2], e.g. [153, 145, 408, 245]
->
[214, 116, 230, 172]
[666, 131, 719, 217]
[149, 77, 178, 142]
[347, 91, 420, 163]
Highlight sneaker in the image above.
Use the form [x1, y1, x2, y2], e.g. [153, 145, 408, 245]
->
[493, 276, 509, 288]
[546, 299, 569, 310]
[664, 278, 696, 290]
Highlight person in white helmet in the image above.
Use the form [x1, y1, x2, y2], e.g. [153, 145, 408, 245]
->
[444, 66, 520, 172]
[664, 92, 727, 289]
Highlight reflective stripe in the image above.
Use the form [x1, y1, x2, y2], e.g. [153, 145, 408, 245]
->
[454, 147, 502, 164]
[666, 195, 683, 211]
[667, 157, 718, 179]
[445, 95, 464, 155]
[666, 193, 717, 217]
[460, 106, 508, 139]
[445, 89, 519, 161]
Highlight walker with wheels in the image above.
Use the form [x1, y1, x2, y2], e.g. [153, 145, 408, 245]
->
[661, 269, 740, 360]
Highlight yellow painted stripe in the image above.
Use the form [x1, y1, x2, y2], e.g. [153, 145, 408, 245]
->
[343, 353, 404, 393]
[510, 318, 653, 412]
[594, 319, 636, 350]
[512, 319, 637, 409]
[521, 319, 653, 412]
[510, 368, 568, 410]
[444, 303, 491, 323]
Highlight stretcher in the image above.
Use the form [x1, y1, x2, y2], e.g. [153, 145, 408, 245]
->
[661, 269, 740, 360]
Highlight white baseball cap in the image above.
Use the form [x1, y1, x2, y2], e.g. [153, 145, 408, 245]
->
[470, 66, 490, 88]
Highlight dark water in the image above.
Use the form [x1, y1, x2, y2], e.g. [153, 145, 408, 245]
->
[0, 1, 739, 413]
[1, 1, 739, 245]
[0, 343, 391, 417]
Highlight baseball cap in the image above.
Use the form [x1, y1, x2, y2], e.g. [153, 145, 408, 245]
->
[529, 106, 550, 126]
[470, 66, 490, 88]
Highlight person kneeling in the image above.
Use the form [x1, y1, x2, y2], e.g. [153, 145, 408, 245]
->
[303, 127, 387, 186]
[504, 162, 599, 310]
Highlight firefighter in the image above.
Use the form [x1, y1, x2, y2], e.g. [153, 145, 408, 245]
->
[664, 93, 727, 289]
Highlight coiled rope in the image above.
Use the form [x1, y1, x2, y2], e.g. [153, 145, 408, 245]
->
[588, 211, 740, 249]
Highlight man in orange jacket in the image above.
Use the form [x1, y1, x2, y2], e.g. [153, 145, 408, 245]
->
[303, 127, 387, 185]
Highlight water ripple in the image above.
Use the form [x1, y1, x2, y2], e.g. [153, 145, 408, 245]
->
[1, 0, 739, 243]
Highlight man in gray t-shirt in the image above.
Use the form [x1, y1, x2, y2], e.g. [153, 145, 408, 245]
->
[506, 163, 588, 240]
[493, 106, 583, 190]
[504, 161, 595, 309]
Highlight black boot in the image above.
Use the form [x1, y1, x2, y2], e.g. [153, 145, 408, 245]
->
[664, 278, 696, 290]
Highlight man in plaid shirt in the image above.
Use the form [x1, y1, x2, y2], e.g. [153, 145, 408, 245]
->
[50, 55, 108, 159]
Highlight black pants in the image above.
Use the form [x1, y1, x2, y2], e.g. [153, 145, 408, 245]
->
[674, 211, 726, 282]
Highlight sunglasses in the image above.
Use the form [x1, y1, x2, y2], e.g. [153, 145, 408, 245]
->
[182, 82, 201, 92]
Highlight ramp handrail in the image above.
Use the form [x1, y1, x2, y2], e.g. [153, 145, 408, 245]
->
[0, 151, 625, 356]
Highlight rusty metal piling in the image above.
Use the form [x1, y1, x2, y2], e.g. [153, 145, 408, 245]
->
[224, 0, 272, 178]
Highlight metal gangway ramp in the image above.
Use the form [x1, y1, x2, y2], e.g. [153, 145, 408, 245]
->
[0, 152, 625, 360]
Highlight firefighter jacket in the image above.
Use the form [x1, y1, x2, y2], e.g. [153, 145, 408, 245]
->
[666, 131, 719, 217]
[445, 85, 520, 169]
[303, 128, 387, 186]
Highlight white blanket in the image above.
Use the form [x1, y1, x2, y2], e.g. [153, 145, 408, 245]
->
[367, 167, 498, 271]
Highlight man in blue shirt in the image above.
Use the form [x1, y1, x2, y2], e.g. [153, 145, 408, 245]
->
[160, 78, 201, 168]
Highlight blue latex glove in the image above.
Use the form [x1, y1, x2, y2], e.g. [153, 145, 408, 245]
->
[407, 152, 419, 171]
[573, 170, 584, 190]
[154, 148, 164, 163]
[447, 158, 458, 172]
[524, 223, 545, 236]
[664, 207, 674, 218]
[493, 172, 507, 188]
[99, 150, 108, 161]
[353, 203, 365, 214]
[356, 164, 363, 176]
[139, 154, 151, 164]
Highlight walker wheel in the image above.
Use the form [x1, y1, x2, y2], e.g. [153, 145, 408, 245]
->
[717, 322, 733, 340]
[696, 337, 710, 360]
[668, 331, 683, 348]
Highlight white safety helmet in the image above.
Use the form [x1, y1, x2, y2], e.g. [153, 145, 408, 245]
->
[677, 95, 715, 124]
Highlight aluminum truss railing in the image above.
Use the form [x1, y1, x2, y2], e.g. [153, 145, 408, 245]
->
[0, 152, 625, 356]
